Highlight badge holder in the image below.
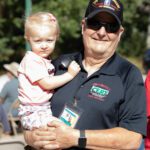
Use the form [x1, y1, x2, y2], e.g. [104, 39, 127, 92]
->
[59, 102, 82, 128]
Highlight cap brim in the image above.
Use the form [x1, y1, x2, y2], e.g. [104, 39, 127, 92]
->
[86, 8, 121, 25]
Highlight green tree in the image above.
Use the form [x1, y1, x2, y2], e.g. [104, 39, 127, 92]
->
[119, 0, 148, 57]
[0, 0, 149, 68]
[0, 0, 25, 64]
[32, 0, 149, 57]
[32, 0, 88, 55]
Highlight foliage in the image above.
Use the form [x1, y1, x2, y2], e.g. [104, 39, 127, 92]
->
[119, 0, 149, 57]
[0, 0, 149, 66]
[31, 0, 87, 55]
[0, 0, 25, 64]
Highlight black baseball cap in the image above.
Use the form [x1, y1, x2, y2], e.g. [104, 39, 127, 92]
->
[85, 0, 123, 25]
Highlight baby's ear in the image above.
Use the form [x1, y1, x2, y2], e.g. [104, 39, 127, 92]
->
[24, 35, 28, 41]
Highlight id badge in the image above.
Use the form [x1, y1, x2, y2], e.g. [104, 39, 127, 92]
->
[59, 102, 82, 128]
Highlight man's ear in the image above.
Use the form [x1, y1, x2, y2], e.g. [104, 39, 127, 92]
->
[120, 26, 124, 35]
[118, 26, 124, 39]
[81, 19, 86, 35]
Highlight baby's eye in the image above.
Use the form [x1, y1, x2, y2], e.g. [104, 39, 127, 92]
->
[34, 39, 41, 42]
[47, 39, 53, 42]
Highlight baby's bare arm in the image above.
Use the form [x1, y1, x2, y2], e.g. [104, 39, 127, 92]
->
[38, 61, 80, 90]
[67, 61, 81, 77]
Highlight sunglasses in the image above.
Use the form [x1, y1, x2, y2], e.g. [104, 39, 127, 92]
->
[85, 18, 120, 33]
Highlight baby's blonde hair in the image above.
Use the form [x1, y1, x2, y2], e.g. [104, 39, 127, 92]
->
[24, 12, 60, 39]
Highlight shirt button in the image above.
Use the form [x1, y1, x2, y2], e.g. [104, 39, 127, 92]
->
[81, 85, 84, 88]
[77, 97, 80, 101]
[82, 75, 85, 78]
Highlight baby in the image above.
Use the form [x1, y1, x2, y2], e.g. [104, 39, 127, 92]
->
[18, 12, 80, 130]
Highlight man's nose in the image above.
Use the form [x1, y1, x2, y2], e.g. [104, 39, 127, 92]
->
[97, 26, 107, 35]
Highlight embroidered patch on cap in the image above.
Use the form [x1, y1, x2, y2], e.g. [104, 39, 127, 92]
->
[92, 0, 120, 11]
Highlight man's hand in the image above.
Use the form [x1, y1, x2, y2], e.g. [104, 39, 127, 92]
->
[43, 121, 79, 149]
[24, 126, 59, 150]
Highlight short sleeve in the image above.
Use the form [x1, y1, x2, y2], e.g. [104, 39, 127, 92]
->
[119, 67, 147, 136]
[18, 52, 50, 83]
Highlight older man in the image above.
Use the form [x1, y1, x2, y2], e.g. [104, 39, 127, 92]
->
[24, 0, 146, 149]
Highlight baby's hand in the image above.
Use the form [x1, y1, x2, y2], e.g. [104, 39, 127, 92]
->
[68, 61, 80, 77]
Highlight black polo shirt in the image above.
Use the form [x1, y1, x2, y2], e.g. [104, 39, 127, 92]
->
[51, 52, 146, 149]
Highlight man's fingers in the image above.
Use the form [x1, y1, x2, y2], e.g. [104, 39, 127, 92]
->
[47, 120, 64, 128]
[47, 127, 55, 131]
[34, 141, 60, 150]
[34, 130, 54, 136]
[43, 142, 60, 150]
[33, 141, 51, 148]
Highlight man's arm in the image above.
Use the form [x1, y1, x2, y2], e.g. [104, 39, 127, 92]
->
[46, 121, 142, 150]
[85, 127, 142, 150]
[24, 121, 142, 150]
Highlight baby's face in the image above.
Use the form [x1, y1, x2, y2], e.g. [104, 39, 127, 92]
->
[27, 24, 58, 59]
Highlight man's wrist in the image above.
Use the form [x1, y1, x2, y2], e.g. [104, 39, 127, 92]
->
[69, 129, 80, 147]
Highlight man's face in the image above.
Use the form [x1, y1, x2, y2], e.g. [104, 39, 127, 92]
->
[82, 12, 124, 58]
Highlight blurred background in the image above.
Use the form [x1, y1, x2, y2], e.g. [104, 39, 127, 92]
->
[0, 0, 150, 74]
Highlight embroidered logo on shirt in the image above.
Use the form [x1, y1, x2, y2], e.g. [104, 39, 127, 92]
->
[88, 83, 110, 101]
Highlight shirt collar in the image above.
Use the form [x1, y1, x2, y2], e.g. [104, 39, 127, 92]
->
[77, 52, 119, 76]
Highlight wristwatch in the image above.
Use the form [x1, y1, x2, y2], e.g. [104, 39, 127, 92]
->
[78, 130, 87, 148]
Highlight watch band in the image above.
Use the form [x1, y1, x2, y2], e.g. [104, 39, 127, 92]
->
[78, 130, 87, 148]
